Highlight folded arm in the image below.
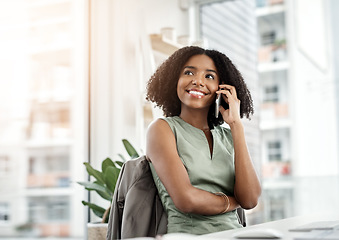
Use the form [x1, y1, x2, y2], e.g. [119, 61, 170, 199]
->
[146, 119, 239, 215]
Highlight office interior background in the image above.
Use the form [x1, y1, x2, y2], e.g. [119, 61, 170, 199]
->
[0, 0, 339, 238]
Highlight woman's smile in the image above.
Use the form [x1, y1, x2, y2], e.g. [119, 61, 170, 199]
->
[187, 88, 208, 98]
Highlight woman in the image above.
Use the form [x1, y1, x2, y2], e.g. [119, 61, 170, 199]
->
[145, 46, 261, 235]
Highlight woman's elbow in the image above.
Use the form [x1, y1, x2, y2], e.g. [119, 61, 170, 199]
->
[176, 203, 194, 213]
[172, 194, 195, 213]
[239, 193, 261, 210]
[240, 199, 259, 210]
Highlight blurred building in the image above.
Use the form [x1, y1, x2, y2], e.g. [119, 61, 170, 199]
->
[0, 0, 87, 238]
[255, 0, 339, 221]
[256, 0, 293, 221]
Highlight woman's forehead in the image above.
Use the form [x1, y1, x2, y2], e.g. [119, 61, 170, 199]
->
[183, 54, 217, 71]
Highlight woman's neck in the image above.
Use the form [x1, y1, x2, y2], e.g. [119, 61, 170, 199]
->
[179, 109, 210, 131]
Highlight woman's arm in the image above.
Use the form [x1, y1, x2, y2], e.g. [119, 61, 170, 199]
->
[146, 118, 239, 215]
[218, 84, 262, 209]
[230, 122, 262, 209]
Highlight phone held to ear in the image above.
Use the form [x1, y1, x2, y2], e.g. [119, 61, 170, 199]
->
[215, 94, 221, 118]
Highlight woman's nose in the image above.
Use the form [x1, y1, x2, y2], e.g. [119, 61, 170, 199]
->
[192, 75, 205, 86]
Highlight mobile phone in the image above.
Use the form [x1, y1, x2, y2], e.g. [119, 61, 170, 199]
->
[215, 94, 221, 118]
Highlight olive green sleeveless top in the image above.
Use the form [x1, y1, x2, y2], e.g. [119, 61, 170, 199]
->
[149, 116, 243, 235]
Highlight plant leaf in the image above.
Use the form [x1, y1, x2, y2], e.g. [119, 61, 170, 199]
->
[77, 181, 111, 201]
[93, 181, 113, 201]
[83, 162, 105, 184]
[122, 139, 139, 158]
[101, 157, 115, 173]
[96, 190, 112, 201]
[93, 180, 105, 187]
[115, 160, 124, 168]
[104, 166, 120, 193]
[81, 201, 105, 218]
[77, 181, 106, 192]
[118, 154, 126, 162]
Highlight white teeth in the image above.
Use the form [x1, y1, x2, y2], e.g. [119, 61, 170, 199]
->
[189, 90, 204, 96]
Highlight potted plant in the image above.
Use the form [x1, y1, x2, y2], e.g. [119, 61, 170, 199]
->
[78, 139, 140, 240]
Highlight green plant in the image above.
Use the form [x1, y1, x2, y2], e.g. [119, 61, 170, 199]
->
[273, 38, 286, 48]
[78, 139, 140, 223]
[15, 222, 34, 232]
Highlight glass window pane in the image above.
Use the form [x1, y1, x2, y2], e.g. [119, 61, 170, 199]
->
[0, 0, 87, 238]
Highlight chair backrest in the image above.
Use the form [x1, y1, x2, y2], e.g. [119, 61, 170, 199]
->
[107, 156, 167, 240]
[236, 207, 246, 227]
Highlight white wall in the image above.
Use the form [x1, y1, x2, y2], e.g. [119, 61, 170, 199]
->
[329, 0, 339, 176]
[288, 0, 338, 177]
[90, 0, 189, 162]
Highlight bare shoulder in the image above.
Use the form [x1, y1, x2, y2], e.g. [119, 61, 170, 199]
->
[146, 118, 177, 162]
[147, 118, 172, 136]
[146, 118, 174, 145]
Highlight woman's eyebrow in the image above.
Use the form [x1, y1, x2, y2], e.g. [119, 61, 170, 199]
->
[183, 66, 196, 70]
[206, 69, 217, 74]
[184, 66, 217, 74]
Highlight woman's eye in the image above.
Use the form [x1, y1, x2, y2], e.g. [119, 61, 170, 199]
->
[206, 74, 215, 80]
[184, 70, 193, 76]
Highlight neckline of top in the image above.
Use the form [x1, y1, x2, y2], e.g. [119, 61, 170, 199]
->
[174, 116, 215, 133]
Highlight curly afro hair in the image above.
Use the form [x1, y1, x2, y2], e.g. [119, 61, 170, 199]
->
[146, 46, 253, 128]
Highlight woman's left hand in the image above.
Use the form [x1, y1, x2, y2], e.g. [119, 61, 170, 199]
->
[216, 84, 241, 126]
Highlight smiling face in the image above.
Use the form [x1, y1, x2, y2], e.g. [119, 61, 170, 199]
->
[177, 54, 220, 114]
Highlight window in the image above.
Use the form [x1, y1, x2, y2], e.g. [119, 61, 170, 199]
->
[267, 141, 282, 162]
[0, 1, 87, 238]
[29, 197, 70, 223]
[47, 200, 70, 222]
[0, 202, 9, 222]
[264, 85, 279, 103]
[265, 189, 293, 221]
[261, 31, 276, 46]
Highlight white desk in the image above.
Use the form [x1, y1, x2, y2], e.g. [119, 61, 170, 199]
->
[201, 212, 339, 239]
